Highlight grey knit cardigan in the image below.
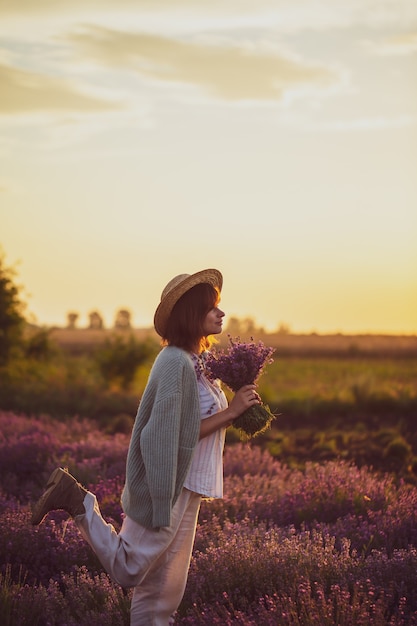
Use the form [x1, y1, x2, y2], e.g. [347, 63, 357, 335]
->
[121, 345, 201, 529]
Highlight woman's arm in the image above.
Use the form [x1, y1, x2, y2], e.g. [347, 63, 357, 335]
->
[199, 384, 260, 439]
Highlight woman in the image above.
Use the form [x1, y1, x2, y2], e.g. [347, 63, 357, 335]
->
[31, 268, 260, 625]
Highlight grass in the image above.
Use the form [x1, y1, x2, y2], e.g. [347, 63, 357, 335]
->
[258, 356, 417, 412]
[1, 335, 417, 478]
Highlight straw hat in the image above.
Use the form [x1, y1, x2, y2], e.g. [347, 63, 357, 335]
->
[154, 268, 223, 336]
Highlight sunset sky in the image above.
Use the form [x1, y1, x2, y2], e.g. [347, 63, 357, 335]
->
[1, 0, 416, 334]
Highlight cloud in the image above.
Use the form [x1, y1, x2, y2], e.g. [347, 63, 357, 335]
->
[2, 0, 417, 31]
[309, 115, 416, 132]
[366, 31, 417, 56]
[0, 62, 122, 115]
[0, 0, 157, 13]
[68, 26, 336, 101]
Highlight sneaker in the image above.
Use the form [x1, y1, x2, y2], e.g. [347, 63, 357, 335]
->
[31, 467, 87, 525]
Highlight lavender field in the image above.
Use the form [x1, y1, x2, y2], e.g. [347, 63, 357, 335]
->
[2, 410, 417, 625]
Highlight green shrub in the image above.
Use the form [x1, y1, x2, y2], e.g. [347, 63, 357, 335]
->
[0, 253, 26, 366]
[94, 335, 157, 390]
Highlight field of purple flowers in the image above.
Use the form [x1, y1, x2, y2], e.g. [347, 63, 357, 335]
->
[2, 410, 417, 625]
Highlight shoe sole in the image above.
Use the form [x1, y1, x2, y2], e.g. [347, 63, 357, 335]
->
[31, 468, 68, 525]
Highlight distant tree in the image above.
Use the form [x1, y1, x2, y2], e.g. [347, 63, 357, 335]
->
[67, 312, 79, 329]
[242, 317, 256, 335]
[114, 309, 131, 329]
[88, 311, 104, 330]
[24, 327, 57, 361]
[276, 322, 291, 335]
[225, 316, 242, 337]
[0, 252, 26, 365]
[225, 316, 258, 338]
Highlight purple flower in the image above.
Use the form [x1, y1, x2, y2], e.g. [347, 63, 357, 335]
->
[205, 337, 275, 439]
[205, 336, 274, 391]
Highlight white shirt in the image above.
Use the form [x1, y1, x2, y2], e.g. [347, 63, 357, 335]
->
[184, 354, 228, 498]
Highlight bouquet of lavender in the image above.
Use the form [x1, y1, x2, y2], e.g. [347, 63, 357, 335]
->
[205, 336, 276, 440]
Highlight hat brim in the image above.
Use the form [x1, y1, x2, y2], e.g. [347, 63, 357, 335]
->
[154, 268, 223, 337]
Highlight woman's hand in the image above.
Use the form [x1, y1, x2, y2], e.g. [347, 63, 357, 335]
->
[198, 384, 260, 440]
[228, 384, 260, 420]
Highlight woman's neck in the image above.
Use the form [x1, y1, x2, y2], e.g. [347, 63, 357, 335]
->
[190, 336, 204, 354]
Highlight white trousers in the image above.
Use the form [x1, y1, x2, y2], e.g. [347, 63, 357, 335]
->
[75, 487, 201, 626]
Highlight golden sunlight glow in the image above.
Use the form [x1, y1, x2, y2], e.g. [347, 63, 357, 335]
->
[1, 1, 416, 334]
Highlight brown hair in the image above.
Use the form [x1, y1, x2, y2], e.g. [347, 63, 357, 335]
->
[163, 283, 220, 353]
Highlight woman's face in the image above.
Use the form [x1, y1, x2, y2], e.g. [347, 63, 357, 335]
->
[202, 305, 225, 336]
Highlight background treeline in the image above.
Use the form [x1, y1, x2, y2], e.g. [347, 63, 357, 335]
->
[1, 252, 417, 483]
